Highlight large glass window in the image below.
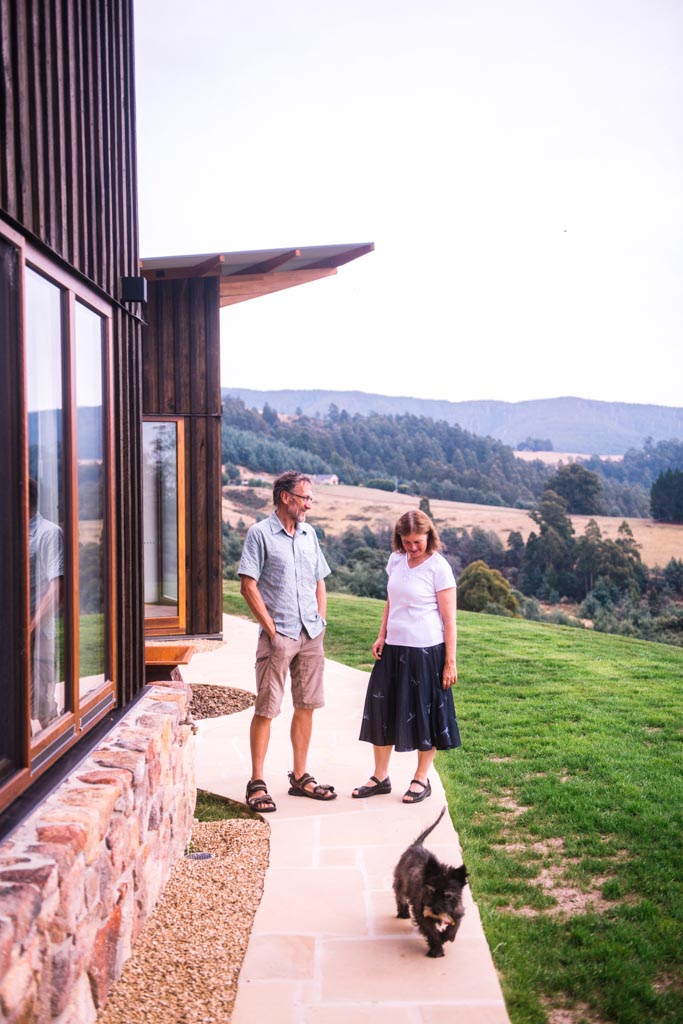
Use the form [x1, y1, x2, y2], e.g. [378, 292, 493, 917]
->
[75, 302, 107, 702]
[0, 229, 116, 813]
[143, 420, 186, 634]
[26, 269, 66, 733]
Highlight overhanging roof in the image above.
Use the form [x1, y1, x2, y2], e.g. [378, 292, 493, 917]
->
[140, 242, 374, 308]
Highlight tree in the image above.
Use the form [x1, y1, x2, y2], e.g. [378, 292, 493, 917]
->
[529, 489, 575, 541]
[261, 402, 279, 427]
[419, 496, 433, 519]
[521, 490, 578, 599]
[651, 469, 683, 523]
[575, 519, 603, 595]
[457, 560, 520, 616]
[546, 462, 604, 515]
[517, 437, 553, 451]
[664, 558, 683, 594]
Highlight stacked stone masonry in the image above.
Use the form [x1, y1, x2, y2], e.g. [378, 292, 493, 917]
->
[0, 681, 196, 1024]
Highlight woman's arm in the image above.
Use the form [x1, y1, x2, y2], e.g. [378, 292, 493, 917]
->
[436, 587, 458, 689]
[372, 599, 391, 660]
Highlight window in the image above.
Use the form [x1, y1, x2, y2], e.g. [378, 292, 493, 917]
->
[0, 228, 116, 811]
[143, 419, 186, 634]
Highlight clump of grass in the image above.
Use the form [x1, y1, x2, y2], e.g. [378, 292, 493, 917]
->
[194, 788, 260, 822]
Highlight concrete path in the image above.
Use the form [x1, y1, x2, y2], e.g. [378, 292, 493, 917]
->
[183, 615, 510, 1024]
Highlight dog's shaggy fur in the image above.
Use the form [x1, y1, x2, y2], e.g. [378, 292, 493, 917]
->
[393, 806, 468, 957]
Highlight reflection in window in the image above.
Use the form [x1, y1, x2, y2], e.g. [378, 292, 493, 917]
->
[25, 269, 65, 733]
[143, 422, 181, 624]
[75, 302, 106, 700]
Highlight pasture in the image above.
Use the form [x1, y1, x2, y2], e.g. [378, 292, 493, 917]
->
[223, 480, 683, 570]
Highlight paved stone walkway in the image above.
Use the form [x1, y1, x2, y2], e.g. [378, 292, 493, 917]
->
[183, 615, 510, 1024]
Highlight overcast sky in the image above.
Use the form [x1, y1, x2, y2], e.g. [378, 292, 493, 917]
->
[133, 0, 682, 408]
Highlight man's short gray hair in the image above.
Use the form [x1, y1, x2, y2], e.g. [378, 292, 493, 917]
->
[273, 471, 312, 506]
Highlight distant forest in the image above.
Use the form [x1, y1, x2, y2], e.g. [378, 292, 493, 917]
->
[224, 387, 683, 455]
[221, 396, 683, 519]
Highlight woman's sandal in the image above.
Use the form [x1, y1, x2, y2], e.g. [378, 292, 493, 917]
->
[352, 775, 392, 799]
[402, 778, 431, 804]
[245, 778, 277, 813]
[288, 771, 337, 801]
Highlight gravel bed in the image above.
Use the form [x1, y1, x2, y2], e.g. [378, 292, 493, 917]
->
[188, 683, 255, 719]
[97, 687, 267, 1024]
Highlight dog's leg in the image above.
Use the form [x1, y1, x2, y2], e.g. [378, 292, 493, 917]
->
[395, 895, 410, 919]
[393, 879, 411, 919]
[426, 939, 445, 958]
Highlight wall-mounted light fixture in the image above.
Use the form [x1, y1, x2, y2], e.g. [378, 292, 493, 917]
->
[120, 277, 148, 303]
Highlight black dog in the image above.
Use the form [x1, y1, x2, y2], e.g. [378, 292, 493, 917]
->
[393, 806, 468, 957]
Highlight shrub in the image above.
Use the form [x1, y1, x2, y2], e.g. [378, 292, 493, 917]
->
[458, 560, 520, 617]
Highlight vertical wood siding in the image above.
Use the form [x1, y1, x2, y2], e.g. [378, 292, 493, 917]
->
[1, 0, 139, 291]
[1, 0, 144, 702]
[143, 277, 223, 636]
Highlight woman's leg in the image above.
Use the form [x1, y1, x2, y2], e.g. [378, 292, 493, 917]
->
[403, 746, 436, 802]
[352, 744, 393, 795]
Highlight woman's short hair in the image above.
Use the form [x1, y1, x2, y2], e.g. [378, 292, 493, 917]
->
[392, 509, 441, 554]
[273, 470, 311, 507]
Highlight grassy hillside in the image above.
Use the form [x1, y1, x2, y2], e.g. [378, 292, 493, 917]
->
[223, 583, 683, 1024]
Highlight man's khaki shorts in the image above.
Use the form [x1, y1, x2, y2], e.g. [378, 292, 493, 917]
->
[254, 629, 325, 719]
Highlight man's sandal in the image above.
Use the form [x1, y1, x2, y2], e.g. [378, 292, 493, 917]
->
[288, 771, 337, 801]
[245, 779, 277, 813]
[352, 775, 392, 799]
[402, 778, 431, 804]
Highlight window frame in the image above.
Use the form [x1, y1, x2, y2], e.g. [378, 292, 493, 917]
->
[0, 225, 117, 813]
[142, 416, 187, 636]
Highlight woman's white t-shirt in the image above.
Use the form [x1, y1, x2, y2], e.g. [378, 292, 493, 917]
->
[385, 551, 456, 647]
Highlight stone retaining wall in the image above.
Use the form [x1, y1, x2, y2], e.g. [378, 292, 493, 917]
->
[0, 680, 196, 1024]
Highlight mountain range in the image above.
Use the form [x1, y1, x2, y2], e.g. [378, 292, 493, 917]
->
[222, 388, 683, 456]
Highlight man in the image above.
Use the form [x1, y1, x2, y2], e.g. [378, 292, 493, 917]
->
[238, 470, 336, 812]
[29, 478, 64, 729]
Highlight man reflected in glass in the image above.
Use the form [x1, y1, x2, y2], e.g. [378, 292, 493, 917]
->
[29, 478, 64, 730]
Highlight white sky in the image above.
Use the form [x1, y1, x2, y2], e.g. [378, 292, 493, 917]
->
[133, 0, 683, 408]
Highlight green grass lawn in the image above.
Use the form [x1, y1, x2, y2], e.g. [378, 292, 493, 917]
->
[223, 582, 683, 1024]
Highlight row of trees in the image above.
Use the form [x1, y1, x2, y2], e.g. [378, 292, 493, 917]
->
[222, 482, 683, 646]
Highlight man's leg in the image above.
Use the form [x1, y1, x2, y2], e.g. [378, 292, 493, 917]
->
[290, 707, 314, 780]
[250, 713, 272, 783]
[247, 631, 294, 808]
[289, 632, 335, 797]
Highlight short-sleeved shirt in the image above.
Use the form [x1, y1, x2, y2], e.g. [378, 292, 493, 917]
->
[29, 513, 64, 642]
[238, 510, 331, 640]
[385, 550, 456, 648]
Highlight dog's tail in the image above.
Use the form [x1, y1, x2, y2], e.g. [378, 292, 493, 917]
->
[413, 806, 447, 847]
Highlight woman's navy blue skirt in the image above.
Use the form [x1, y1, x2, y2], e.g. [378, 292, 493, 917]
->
[358, 642, 461, 752]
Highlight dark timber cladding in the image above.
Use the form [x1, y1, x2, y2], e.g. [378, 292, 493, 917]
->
[143, 278, 223, 636]
[1, 0, 144, 702]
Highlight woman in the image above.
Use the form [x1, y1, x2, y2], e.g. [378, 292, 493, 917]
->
[352, 509, 461, 803]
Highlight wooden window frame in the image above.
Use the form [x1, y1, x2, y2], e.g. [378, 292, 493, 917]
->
[142, 416, 187, 637]
[0, 225, 117, 813]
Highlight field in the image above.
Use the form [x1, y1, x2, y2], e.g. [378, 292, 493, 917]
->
[223, 479, 683, 570]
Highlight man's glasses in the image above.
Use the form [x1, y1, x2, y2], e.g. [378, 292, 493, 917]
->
[287, 491, 314, 504]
